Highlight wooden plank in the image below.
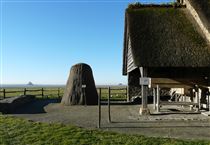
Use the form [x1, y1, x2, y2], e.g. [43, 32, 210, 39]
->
[160, 101, 198, 106]
[151, 77, 210, 88]
[127, 57, 134, 65]
[26, 89, 42, 92]
[127, 65, 137, 73]
[5, 91, 24, 93]
[151, 78, 196, 88]
[152, 78, 185, 84]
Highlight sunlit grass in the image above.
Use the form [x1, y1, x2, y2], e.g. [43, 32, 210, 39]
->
[0, 115, 210, 145]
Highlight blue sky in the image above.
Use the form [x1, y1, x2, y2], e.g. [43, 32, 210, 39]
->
[0, 0, 173, 85]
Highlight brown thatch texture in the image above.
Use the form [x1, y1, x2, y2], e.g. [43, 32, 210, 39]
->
[189, 0, 210, 32]
[126, 7, 210, 67]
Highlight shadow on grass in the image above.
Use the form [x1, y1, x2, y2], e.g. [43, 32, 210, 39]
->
[12, 98, 61, 114]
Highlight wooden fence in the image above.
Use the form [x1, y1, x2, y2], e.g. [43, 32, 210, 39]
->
[0, 86, 128, 101]
[0, 88, 64, 99]
[97, 87, 128, 101]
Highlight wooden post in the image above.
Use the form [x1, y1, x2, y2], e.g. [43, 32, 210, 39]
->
[139, 67, 150, 115]
[41, 88, 44, 98]
[209, 93, 210, 112]
[208, 90, 210, 111]
[58, 88, 60, 98]
[98, 88, 101, 128]
[157, 85, 160, 113]
[153, 88, 156, 110]
[84, 87, 86, 106]
[24, 88, 26, 95]
[3, 89, 5, 99]
[108, 87, 111, 123]
[195, 89, 199, 112]
[198, 88, 201, 110]
[126, 86, 129, 102]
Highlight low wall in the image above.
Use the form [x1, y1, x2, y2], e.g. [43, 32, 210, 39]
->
[0, 95, 35, 114]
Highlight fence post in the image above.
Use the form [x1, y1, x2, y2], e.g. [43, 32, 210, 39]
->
[41, 88, 44, 98]
[98, 88, 101, 128]
[108, 87, 111, 123]
[58, 88, 60, 98]
[24, 88, 26, 95]
[3, 89, 6, 99]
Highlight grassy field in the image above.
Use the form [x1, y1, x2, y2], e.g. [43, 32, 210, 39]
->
[0, 87, 127, 101]
[0, 115, 210, 145]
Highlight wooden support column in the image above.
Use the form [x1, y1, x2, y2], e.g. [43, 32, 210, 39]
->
[201, 88, 210, 116]
[195, 88, 201, 112]
[153, 88, 156, 110]
[156, 85, 160, 113]
[127, 73, 131, 102]
[139, 67, 150, 115]
[208, 90, 210, 111]
[198, 88, 201, 110]
[126, 86, 129, 102]
[208, 93, 210, 112]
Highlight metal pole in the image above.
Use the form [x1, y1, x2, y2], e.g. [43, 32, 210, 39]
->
[98, 88, 101, 128]
[157, 85, 160, 113]
[108, 87, 111, 123]
[153, 88, 156, 110]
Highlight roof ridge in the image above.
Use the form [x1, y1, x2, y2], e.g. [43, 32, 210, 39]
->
[127, 3, 186, 10]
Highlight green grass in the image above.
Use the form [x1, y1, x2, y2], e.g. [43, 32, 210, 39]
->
[0, 115, 210, 145]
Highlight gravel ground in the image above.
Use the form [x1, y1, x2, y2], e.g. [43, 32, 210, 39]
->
[7, 99, 210, 140]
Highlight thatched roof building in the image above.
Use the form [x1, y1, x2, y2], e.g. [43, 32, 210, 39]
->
[188, 0, 210, 33]
[122, 1, 210, 98]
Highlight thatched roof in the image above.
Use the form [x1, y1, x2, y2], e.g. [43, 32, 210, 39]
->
[123, 4, 210, 75]
[188, 0, 210, 32]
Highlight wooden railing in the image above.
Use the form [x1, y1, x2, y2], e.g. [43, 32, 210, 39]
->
[0, 88, 64, 99]
[97, 86, 128, 101]
[0, 86, 128, 101]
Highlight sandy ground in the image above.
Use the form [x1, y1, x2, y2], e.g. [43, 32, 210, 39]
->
[7, 99, 210, 140]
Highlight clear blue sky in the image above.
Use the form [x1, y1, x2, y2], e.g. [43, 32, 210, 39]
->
[0, 0, 173, 85]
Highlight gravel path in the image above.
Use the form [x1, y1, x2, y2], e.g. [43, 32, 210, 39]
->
[7, 99, 210, 140]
